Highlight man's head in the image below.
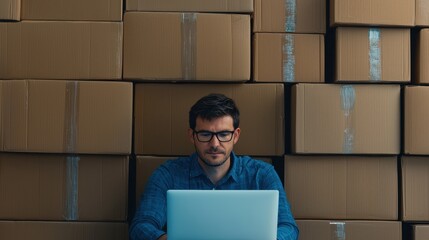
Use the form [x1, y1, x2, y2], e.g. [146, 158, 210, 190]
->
[188, 94, 241, 168]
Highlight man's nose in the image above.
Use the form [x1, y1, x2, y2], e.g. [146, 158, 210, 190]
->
[209, 134, 220, 146]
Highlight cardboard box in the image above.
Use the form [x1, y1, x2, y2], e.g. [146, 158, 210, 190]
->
[292, 84, 400, 154]
[416, 0, 429, 26]
[254, 0, 325, 33]
[134, 83, 284, 156]
[0, 21, 123, 80]
[0, 153, 128, 221]
[1, 80, 132, 154]
[0, 221, 128, 240]
[415, 29, 429, 84]
[126, 0, 253, 12]
[335, 27, 410, 83]
[297, 220, 401, 240]
[21, 0, 122, 21]
[285, 155, 398, 220]
[330, 0, 414, 26]
[404, 86, 429, 154]
[123, 12, 250, 81]
[253, 33, 324, 83]
[412, 225, 429, 240]
[402, 156, 429, 221]
[0, 0, 20, 20]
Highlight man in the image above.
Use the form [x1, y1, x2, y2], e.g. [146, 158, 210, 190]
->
[130, 93, 299, 240]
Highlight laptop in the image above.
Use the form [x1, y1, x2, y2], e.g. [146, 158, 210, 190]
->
[167, 190, 279, 240]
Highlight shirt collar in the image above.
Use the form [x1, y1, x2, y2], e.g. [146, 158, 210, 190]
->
[189, 152, 240, 184]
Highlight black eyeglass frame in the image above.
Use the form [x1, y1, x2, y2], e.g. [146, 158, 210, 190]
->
[192, 129, 236, 143]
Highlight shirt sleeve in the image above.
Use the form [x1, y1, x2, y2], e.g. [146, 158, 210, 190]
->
[129, 165, 172, 240]
[262, 165, 299, 240]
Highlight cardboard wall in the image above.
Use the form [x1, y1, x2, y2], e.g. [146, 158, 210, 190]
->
[0, 153, 129, 221]
[126, 0, 253, 12]
[123, 12, 250, 81]
[1, 80, 132, 154]
[0, 0, 20, 20]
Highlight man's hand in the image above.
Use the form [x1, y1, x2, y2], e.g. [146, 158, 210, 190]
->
[157, 234, 167, 240]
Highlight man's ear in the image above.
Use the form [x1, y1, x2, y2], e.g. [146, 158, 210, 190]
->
[233, 128, 240, 144]
[188, 128, 195, 144]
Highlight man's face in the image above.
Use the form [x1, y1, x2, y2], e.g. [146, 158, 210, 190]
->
[189, 116, 240, 168]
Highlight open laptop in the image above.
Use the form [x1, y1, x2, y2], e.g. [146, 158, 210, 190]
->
[167, 190, 279, 240]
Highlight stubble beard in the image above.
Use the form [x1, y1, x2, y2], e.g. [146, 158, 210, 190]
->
[195, 146, 229, 167]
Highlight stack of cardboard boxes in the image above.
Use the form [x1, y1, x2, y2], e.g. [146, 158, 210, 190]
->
[0, 0, 131, 239]
[3, 0, 429, 239]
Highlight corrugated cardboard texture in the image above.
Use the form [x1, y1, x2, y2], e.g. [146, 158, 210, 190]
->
[285, 155, 398, 220]
[0, 221, 128, 240]
[330, 0, 414, 26]
[416, 0, 429, 26]
[402, 156, 429, 221]
[0, 153, 129, 221]
[123, 12, 250, 81]
[254, 0, 325, 33]
[413, 225, 429, 240]
[126, 0, 253, 12]
[21, 0, 122, 21]
[1, 80, 132, 154]
[253, 33, 324, 83]
[0, 0, 20, 20]
[416, 30, 429, 84]
[297, 220, 401, 240]
[134, 83, 284, 156]
[292, 84, 400, 154]
[336, 27, 410, 82]
[0, 21, 123, 80]
[404, 86, 429, 154]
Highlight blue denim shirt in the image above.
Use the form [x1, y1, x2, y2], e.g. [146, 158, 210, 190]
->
[130, 152, 299, 240]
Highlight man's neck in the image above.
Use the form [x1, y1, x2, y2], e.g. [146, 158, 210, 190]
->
[199, 157, 231, 186]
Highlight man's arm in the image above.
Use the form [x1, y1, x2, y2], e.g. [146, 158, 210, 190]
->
[129, 166, 171, 240]
[262, 165, 299, 240]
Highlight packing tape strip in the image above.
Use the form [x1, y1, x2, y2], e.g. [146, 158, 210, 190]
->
[181, 13, 197, 80]
[65, 155, 79, 220]
[64, 81, 78, 153]
[340, 85, 355, 154]
[285, 0, 296, 32]
[330, 222, 346, 240]
[369, 28, 381, 81]
[282, 34, 295, 82]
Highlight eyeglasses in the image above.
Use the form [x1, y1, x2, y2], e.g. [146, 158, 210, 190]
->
[193, 130, 235, 142]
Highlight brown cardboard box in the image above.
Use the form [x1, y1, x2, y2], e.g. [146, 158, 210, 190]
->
[415, 29, 429, 84]
[0, 221, 128, 240]
[0, 153, 128, 221]
[416, 0, 429, 26]
[285, 155, 398, 220]
[330, 0, 414, 26]
[1, 80, 132, 154]
[0, 21, 122, 80]
[0, 0, 20, 20]
[404, 86, 429, 154]
[134, 83, 284, 156]
[402, 156, 429, 221]
[21, 0, 122, 21]
[254, 0, 325, 33]
[335, 27, 410, 83]
[123, 12, 250, 81]
[253, 33, 324, 83]
[413, 225, 429, 240]
[126, 0, 253, 12]
[292, 84, 400, 154]
[297, 220, 401, 240]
